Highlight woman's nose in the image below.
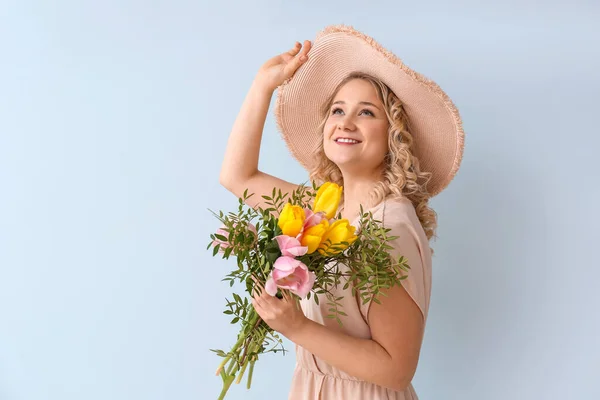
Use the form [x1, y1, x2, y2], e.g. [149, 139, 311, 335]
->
[337, 118, 356, 131]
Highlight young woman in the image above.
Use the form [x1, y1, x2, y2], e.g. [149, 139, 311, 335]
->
[219, 25, 464, 400]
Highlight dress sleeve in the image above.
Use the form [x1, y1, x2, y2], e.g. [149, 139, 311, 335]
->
[358, 218, 431, 323]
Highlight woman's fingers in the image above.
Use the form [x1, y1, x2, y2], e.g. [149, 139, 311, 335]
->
[283, 40, 311, 70]
[251, 297, 264, 316]
[249, 275, 298, 307]
[300, 40, 311, 58]
[250, 275, 265, 298]
[286, 41, 302, 57]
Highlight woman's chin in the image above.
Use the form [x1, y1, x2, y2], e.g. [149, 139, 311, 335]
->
[324, 151, 377, 171]
[332, 158, 365, 171]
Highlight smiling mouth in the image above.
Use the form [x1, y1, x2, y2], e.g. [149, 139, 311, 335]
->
[335, 138, 362, 144]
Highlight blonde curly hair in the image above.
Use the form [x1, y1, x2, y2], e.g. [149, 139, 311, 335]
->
[309, 72, 438, 244]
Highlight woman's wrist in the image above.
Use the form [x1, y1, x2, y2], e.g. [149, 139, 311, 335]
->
[282, 314, 312, 343]
[251, 76, 276, 95]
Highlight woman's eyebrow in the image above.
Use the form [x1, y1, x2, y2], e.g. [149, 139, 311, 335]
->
[332, 100, 381, 110]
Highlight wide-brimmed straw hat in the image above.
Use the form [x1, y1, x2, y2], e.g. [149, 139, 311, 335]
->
[274, 24, 465, 197]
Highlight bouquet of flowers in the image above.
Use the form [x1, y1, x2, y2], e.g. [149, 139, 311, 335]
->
[208, 182, 410, 399]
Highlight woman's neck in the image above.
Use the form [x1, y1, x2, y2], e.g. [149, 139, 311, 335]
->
[338, 177, 381, 222]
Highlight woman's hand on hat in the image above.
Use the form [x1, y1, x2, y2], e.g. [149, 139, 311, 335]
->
[255, 40, 312, 92]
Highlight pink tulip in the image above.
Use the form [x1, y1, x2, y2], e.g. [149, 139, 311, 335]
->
[295, 209, 328, 246]
[212, 222, 257, 252]
[265, 256, 316, 299]
[274, 235, 308, 257]
[302, 208, 328, 230]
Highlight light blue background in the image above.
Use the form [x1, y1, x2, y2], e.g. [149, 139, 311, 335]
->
[1, 1, 599, 399]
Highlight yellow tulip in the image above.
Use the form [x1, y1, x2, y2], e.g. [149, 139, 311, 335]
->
[278, 203, 305, 237]
[318, 219, 358, 255]
[300, 219, 330, 254]
[313, 182, 343, 220]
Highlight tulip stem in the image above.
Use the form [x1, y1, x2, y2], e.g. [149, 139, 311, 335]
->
[235, 360, 248, 384]
[247, 352, 257, 389]
[215, 309, 263, 399]
[217, 372, 235, 400]
[225, 355, 238, 376]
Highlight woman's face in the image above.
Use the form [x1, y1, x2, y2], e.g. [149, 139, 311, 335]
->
[323, 78, 390, 175]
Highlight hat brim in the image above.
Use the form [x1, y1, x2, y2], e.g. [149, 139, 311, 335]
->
[274, 25, 464, 197]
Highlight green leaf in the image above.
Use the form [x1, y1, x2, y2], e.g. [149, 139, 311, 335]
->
[209, 349, 227, 357]
[265, 246, 281, 263]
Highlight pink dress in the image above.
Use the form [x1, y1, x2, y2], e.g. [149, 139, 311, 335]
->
[288, 197, 432, 399]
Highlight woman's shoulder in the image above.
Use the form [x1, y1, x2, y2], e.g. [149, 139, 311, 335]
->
[381, 196, 417, 224]
[381, 197, 429, 245]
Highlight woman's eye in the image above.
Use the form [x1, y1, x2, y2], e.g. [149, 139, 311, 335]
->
[331, 108, 374, 116]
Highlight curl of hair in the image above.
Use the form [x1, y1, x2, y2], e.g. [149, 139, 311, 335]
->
[308, 72, 438, 250]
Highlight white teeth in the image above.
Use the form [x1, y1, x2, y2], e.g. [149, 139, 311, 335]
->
[336, 138, 359, 144]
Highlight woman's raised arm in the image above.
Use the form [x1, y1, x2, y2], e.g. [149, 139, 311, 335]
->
[219, 40, 312, 210]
